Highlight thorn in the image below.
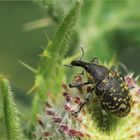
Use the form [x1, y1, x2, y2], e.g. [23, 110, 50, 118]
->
[104, 61, 107, 67]
[23, 18, 51, 31]
[129, 73, 134, 78]
[39, 49, 52, 58]
[118, 62, 128, 74]
[135, 75, 139, 81]
[44, 32, 50, 42]
[18, 60, 36, 73]
[27, 85, 38, 94]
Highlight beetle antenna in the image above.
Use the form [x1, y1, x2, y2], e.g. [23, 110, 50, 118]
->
[79, 45, 84, 61]
[63, 45, 85, 68]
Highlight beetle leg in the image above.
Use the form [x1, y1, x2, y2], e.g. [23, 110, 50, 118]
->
[110, 65, 117, 72]
[91, 57, 99, 64]
[101, 109, 108, 130]
[79, 46, 85, 61]
[111, 65, 125, 81]
[72, 88, 94, 116]
[72, 102, 86, 117]
[69, 81, 90, 88]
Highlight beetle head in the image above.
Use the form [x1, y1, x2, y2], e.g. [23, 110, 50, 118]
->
[71, 60, 90, 70]
[71, 60, 109, 83]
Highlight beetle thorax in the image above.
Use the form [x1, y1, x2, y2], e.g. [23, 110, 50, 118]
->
[86, 64, 110, 84]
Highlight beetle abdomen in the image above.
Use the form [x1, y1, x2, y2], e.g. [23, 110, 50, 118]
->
[101, 90, 131, 117]
[96, 72, 132, 117]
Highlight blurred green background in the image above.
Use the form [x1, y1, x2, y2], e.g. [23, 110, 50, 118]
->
[0, 0, 140, 139]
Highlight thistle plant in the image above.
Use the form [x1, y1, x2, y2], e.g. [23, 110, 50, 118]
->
[0, 1, 84, 139]
[0, 75, 24, 140]
[0, 0, 139, 140]
[33, 71, 140, 140]
[29, 0, 84, 134]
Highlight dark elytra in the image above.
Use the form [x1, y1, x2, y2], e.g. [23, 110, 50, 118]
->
[71, 59, 132, 117]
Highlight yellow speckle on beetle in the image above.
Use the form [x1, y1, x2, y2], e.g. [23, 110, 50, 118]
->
[113, 89, 116, 92]
[117, 73, 120, 76]
[112, 106, 115, 109]
[126, 96, 129, 99]
[106, 102, 109, 105]
[120, 77, 123, 81]
[120, 83, 124, 88]
[102, 102, 106, 105]
[122, 88, 125, 92]
[103, 79, 108, 84]
[124, 85, 128, 90]
[108, 106, 112, 108]
[109, 73, 112, 77]
[118, 98, 122, 102]
[123, 98, 127, 102]
[110, 93, 113, 96]
[114, 97, 117, 101]
[120, 104, 126, 109]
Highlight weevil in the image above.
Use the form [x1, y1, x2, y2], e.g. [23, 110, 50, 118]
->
[69, 57, 132, 118]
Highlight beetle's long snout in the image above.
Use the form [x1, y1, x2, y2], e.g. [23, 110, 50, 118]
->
[71, 60, 89, 69]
